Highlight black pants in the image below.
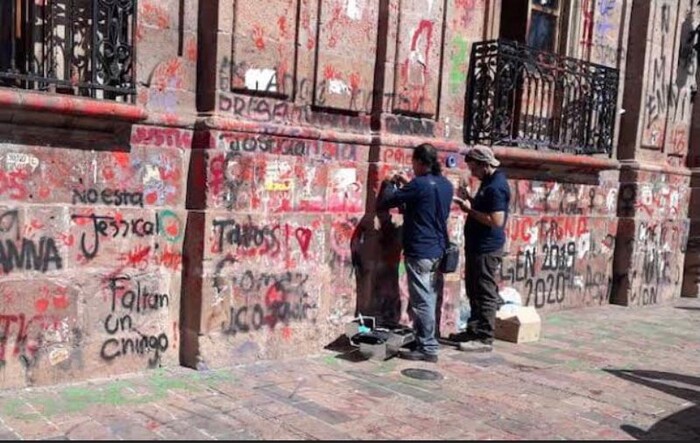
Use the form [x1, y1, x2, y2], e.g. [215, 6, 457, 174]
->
[465, 250, 503, 343]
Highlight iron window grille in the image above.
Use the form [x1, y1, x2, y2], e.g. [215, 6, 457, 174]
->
[0, 0, 137, 102]
[465, 39, 619, 156]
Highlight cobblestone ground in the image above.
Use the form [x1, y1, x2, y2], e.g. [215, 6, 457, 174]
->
[1, 299, 699, 440]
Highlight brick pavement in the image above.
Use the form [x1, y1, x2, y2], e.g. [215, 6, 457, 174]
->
[1, 299, 699, 440]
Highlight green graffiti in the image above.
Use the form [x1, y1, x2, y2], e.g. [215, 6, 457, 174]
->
[157, 209, 184, 242]
[1, 368, 235, 420]
[449, 36, 469, 94]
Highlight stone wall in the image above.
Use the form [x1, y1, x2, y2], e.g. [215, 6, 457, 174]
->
[0, 0, 697, 387]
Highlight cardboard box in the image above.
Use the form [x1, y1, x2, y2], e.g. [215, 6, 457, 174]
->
[495, 306, 541, 343]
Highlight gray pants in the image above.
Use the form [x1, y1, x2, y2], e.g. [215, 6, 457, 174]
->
[405, 257, 442, 355]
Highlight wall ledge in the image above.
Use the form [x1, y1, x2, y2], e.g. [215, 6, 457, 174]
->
[0, 88, 148, 122]
[200, 116, 373, 145]
[491, 145, 620, 171]
[618, 160, 692, 177]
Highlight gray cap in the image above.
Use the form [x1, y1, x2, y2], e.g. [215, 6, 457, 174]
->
[464, 146, 500, 167]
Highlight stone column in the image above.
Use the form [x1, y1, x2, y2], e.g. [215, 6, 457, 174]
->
[611, 0, 696, 306]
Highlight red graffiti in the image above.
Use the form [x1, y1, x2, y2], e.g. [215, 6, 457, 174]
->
[295, 228, 312, 258]
[324, 64, 340, 80]
[0, 169, 30, 200]
[157, 247, 182, 271]
[252, 25, 266, 50]
[140, 2, 170, 28]
[131, 126, 192, 149]
[278, 16, 289, 37]
[120, 245, 152, 269]
[0, 313, 66, 363]
[209, 154, 226, 197]
[35, 298, 50, 314]
[508, 216, 590, 243]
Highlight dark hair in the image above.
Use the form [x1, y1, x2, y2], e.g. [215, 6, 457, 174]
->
[412, 143, 442, 175]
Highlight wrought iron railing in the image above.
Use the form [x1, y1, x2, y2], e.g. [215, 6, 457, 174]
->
[0, 0, 137, 102]
[465, 39, 619, 156]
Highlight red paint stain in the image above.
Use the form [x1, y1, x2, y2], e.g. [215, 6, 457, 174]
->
[38, 186, 51, 199]
[165, 221, 180, 238]
[121, 245, 151, 269]
[53, 294, 70, 310]
[282, 326, 293, 340]
[35, 298, 49, 313]
[0, 169, 30, 200]
[145, 192, 158, 205]
[349, 72, 361, 91]
[278, 16, 288, 37]
[252, 25, 266, 50]
[186, 38, 197, 62]
[113, 152, 130, 168]
[140, 2, 170, 28]
[158, 248, 182, 271]
[103, 166, 115, 180]
[324, 65, 339, 80]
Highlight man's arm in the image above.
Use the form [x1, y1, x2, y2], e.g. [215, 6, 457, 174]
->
[454, 186, 507, 228]
[377, 179, 420, 210]
[454, 198, 504, 228]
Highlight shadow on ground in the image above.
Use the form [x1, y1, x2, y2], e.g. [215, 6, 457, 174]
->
[675, 306, 700, 311]
[605, 370, 700, 440]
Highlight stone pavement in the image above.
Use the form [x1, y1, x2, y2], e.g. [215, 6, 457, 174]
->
[1, 300, 699, 440]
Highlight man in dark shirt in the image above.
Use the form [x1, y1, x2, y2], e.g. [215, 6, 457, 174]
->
[378, 143, 454, 362]
[452, 146, 510, 352]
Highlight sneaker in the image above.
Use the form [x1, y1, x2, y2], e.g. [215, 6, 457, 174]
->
[398, 349, 438, 363]
[448, 330, 479, 342]
[458, 340, 493, 353]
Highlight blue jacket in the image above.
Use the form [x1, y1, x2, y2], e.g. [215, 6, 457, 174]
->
[378, 174, 454, 259]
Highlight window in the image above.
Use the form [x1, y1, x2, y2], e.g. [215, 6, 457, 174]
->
[0, 0, 137, 102]
[527, 0, 563, 52]
[500, 0, 568, 54]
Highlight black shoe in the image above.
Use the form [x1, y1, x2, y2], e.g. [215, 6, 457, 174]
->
[398, 349, 438, 363]
[448, 330, 478, 343]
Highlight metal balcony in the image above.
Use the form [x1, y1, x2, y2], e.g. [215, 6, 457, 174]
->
[0, 0, 137, 102]
[465, 39, 619, 156]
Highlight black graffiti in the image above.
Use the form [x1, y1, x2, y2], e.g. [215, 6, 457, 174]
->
[108, 275, 169, 314]
[542, 242, 577, 271]
[584, 265, 611, 304]
[525, 273, 568, 308]
[232, 271, 309, 294]
[100, 334, 169, 363]
[641, 249, 680, 286]
[632, 285, 658, 306]
[500, 248, 536, 283]
[100, 275, 170, 365]
[645, 4, 672, 132]
[72, 213, 163, 259]
[72, 188, 144, 208]
[223, 297, 317, 336]
[218, 93, 369, 130]
[213, 218, 280, 255]
[0, 237, 63, 273]
[385, 114, 435, 136]
[227, 135, 308, 157]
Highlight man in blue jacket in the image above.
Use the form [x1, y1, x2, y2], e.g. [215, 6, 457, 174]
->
[378, 143, 454, 362]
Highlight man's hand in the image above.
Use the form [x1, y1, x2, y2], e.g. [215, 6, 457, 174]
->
[453, 196, 471, 212]
[457, 178, 473, 202]
[392, 171, 410, 186]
